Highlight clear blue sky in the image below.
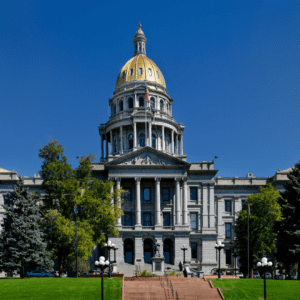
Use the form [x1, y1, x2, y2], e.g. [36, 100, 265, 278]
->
[1, 0, 299, 178]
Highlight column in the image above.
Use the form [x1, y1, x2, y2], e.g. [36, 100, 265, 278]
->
[179, 134, 183, 155]
[202, 184, 208, 228]
[175, 134, 178, 155]
[108, 178, 114, 207]
[116, 178, 122, 226]
[162, 125, 165, 151]
[182, 178, 188, 225]
[133, 122, 137, 150]
[217, 196, 223, 238]
[120, 126, 123, 154]
[155, 178, 161, 227]
[100, 134, 104, 161]
[134, 92, 137, 108]
[175, 178, 181, 225]
[110, 130, 113, 154]
[105, 133, 109, 159]
[171, 129, 174, 154]
[149, 122, 152, 147]
[135, 177, 141, 227]
[209, 183, 215, 229]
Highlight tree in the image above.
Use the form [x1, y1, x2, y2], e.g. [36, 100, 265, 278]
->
[0, 178, 53, 278]
[38, 140, 123, 275]
[275, 161, 300, 279]
[234, 183, 282, 277]
[69, 257, 90, 274]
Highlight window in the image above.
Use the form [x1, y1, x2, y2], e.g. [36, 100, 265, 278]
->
[113, 105, 116, 115]
[156, 70, 160, 78]
[124, 188, 132, 201]
[143, 188, 150, 201]
[163, 213, 171, 226]
[128, 97, 133, 109]
[225, 200, 231, 212]
[122, 71, 126, 79]
[139, 96, 144, 107]
[124, 212, 132, 226]
[160, 100, 164, 111]
[139, 133, 145, 147]
[143, 213, 151, 226]
[191, 242, 197, 259]
[138, 67, 143, 75]
[225, 223, 231, 239]
[114, 139, 117, 153]
[162, 188, 170, 201]
[152, 134, 156, 148]
[226, 249, 231, 264]
[119, 100, 123, 111]
[190, 188, 197, 201]
[148, 68, 152, 76]
[128, 134, 133, 149]
[190, 213, 197, 230]
[129, 68, 134, 76]
[150, 97, 155, 109]
[242, 200, 246, 206]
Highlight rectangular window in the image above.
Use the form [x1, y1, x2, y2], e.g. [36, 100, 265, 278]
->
[191, 242, 197, 259]
[241, 200, 246, 206]
[190, 213, 197, 230]
[225, 200, 231, 212]
[225, 223, 231, 239]
[226, 249, 231, 264]
[143, 213, 151, 226]
[124, 212, 132, 226]
[163, 213, 171, 226]
[124, 188, 132, 201]
[162, 188, 170, 201]
[190, 188, 197, 201]
[143, 188, 150, 201]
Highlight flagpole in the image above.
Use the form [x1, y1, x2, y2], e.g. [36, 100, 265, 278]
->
[247, 204, 250, 278]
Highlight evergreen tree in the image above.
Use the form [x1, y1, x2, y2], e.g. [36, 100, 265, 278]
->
[0, 178, 53, 278]
[275, 161, 300, 279]
[234, 183, 282, 277]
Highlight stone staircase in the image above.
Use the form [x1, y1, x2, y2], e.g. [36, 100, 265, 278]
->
[123, 276, 223, 300]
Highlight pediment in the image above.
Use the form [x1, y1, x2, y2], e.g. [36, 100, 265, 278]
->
[106, 147, 190, 167]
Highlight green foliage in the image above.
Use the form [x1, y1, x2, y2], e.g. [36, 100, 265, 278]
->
[0, 178, 53, 277]
[234, 183, 282, 275]
[38, 140, 123, 273]
[138, 269, 153, 276]
[69, 257, 90, 274]
[166, 271, 179, 276]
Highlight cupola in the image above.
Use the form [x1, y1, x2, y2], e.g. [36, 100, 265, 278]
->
[133, 22, 147, 56]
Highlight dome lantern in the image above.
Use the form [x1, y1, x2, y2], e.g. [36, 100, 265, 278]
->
[133, 22, 147, 56]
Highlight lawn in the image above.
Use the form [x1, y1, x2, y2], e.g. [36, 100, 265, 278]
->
[211, 278, 300, 300]
[0, 277, 122, 300]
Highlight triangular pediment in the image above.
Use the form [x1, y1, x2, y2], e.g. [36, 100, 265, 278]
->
[106, 147, 190, 167]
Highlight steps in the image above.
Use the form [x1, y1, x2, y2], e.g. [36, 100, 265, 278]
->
[123, 276, 223, 300]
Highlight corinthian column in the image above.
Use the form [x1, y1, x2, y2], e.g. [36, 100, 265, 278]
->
[209, 183, 215, 229]
[155, 178, 161, 227]
[133, 122, 137, 150]
[120, 126, 123, 154]
[175, 178, 181, 225]
[116, 178, 122, 226]
[182, 178, 188, 225]
[135, 177, 141, 227]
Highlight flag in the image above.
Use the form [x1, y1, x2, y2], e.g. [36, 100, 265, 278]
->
[145, 88, 149, 102]
[248, 205, 250, 214]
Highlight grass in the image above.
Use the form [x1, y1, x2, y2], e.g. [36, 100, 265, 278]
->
[211, 278, 300, 300]
[0, 277, 122, 300]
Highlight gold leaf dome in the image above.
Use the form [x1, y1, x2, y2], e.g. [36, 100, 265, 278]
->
[115, 55, 166, 89]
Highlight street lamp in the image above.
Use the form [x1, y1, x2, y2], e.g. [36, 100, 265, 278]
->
[181, 244, 188, 265]
[73, 202, 79, 278]
[215, 241, 225, 279]
[232, 250, 238, 277]
[95, 256, 109, 300]
[257, 257, 273, 300]
[105, 240, 114, 279]
[113, 244, 118, 263]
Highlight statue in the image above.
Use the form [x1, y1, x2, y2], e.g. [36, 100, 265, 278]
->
[153, 239, 160, 257]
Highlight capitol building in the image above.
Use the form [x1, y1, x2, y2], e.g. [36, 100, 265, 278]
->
[0, 24, 290, 275]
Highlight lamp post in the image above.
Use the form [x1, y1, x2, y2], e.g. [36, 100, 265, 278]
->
[215, 241, 225, 279]
[232, 251, 238, 277]
[74, 202, 78, 278]
[95, 256, 109, 300]
[181, 244, 188, 265]
[257, 257, 273, 300]
[105, 240, 114, 279]
[113, 244, 118, 263]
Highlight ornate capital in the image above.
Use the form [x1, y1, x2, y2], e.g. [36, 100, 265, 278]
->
[181, 177, 187, 182]
[154, 177, 161, 182]
[135, 177, 141, 182]
[175, 177, 181, 182]
[108, 177, 115, 182]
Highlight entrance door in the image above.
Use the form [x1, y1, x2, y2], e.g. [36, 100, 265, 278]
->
[163, 239, 173, 264]
[144, 239, 153, 264]
[124, 239, 134, 264]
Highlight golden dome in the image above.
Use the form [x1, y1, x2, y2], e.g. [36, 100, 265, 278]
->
[115, 55, 166, 89]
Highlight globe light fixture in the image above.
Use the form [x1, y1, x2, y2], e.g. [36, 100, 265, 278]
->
[105, 240, 114, 279]
[257, 257, 273, 300]
[181, 244, 188, 265]
[113, 244, 118, 263]
[95, 256, 109, 300]
[215, 241, 225, 279]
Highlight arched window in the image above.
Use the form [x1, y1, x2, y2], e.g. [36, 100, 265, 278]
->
[119, 100, 123, 111]
[113, 104, 116, 115]
[150, 97, 155, 109]
[128, 134, 133, 149]
[129, 68, 134, 76]
[139, 97, 144, 107]
[122, 71, 126, 79]
[160, 100, 164, 111]
[114, 139, 117, 153]
[148, 68, 152, 76]
[138, 43, 141, 51]
[139, 133, 145, 147]
[128, 97, 133, 109]
[156, 70, 160, 78]
[138, 67, 143, 75]
[152, 134, 156, 148]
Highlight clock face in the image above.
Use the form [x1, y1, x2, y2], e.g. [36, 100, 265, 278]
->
[148, 68, 152, 76]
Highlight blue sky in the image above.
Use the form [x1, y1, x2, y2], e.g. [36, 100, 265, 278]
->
[1, 0, 299, 178]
